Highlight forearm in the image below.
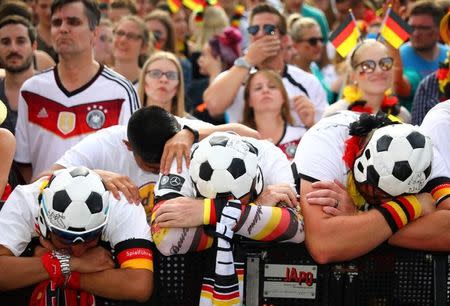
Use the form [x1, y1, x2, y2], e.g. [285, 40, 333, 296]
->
[151, 224, 213, 256]
[303, 208, 392, 264]
[204, 67, 249, 116]
[0, 256, 49, 291]
[389, 199, 450, 251]
[233, 204, 304, 243]
[80, 269, 153, 302]
[198, 123, 260, 140]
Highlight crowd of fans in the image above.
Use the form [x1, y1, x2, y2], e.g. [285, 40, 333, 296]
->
[0, 0, 450, 305]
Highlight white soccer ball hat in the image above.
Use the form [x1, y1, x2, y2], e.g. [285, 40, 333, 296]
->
[353, 124, 433, 197]
[38, 167, 109, 241]
[189, 132, 263, 199]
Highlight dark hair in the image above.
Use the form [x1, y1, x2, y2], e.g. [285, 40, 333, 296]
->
[409, 0, 445, 27]
[0, 15, 36, 44]
[127, 106, 181, 163]
[250, 4, 287, 35]
[0, 0, 32, 21]
[110, 0, 138, 15]
[51, 0, 101, 31]
[209, 27, 241, 70]
[144, 9, 177, 53]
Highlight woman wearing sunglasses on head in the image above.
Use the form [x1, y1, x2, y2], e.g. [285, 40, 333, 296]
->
[323, 39, 410, 122]
[290, 17, 335, 104]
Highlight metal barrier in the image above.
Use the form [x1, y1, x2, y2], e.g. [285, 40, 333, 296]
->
[148, 242, 450, 306]
[1, 242, 448, 306]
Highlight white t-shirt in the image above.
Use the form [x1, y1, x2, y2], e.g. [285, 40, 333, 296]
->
[293, 111, 448, 188]
[15, 65, 140, 177]
[155, 136, 294, 199]
[222, 64, 328, 126]
[277, 124, 306, 161]
[420, 101, 450, 174]
[0, 178, 151, 257]
[56, 117, 213, 219]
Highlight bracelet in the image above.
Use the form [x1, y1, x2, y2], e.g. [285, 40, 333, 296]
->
[52, 249, 71, 278]
[374, 195, 421, 233]
[182, 125, 199, 143]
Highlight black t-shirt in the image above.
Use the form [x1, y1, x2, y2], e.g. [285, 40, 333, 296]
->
[0, 78, 18, 134]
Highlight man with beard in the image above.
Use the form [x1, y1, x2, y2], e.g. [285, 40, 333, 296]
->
[14, 0, 139, 182]
[0, 15, 36, 134]
[398, 0, 448, 111]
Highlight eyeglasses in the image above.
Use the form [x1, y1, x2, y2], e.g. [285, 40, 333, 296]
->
[247, 24, 277, 36]
[298, 37, 324, 46]
[146, 69, 179, 80]
[152, 30, 162, 42]
[353, 57, 394, 74]
[113, 29, 143, 41]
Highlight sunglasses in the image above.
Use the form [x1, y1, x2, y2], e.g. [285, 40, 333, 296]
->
[51, 225, 104, 245]
[353, 57, 394, 74]
[247, 24, 277, 36]
[146, 69, 179, 80]
[113, 29, 143, 41]
[299, 37, 324, 46]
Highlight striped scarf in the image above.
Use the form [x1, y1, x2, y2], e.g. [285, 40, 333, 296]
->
[30, 280, 95, 306]
[200, 200, 243, 306]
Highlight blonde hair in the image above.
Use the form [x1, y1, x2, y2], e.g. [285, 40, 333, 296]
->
[190, 6, 229, 51]
[286, 13, 302, 32]
[242, 70, 293, 129]
[138, 51, 185, 117]
[290, 17, 319, 42]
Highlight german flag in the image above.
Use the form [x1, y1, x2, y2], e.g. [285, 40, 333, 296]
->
[380, 9, 412, 49]
[182, 0, 217, 11]
[167, 0, 182, 13]
[329, 14, 360, 58]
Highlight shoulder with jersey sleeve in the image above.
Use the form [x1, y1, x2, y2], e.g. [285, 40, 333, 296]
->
[293, 111, 360, 183]
[154, 158, 194, 201]
[0, 179, 44, 256]
[102, 192, 152, 248]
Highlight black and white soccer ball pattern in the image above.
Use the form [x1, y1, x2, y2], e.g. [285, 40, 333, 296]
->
[189, 132, 262, 199]
[39, 167, 108, 233]
[353, 124, 433, 196]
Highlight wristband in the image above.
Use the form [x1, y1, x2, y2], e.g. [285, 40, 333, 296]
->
[375, 195, 421, 233]
[65, 271, 81, 289]
[183, 125, 199, 143]
[203, 199, 217, 225]
[41, 251, 65, 287]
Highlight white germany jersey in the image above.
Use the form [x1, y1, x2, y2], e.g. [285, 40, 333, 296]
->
[293, 111, 449, 187]
[56, 116, 213, 220]
[222, 64, 328, 126]
[277, 124, 307, 161]
[0, 178, 151, 257]
[14, 65, 140, 177]
[155, 136, 295, 199]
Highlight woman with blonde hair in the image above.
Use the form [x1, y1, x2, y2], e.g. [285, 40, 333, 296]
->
[138, 51, 186, 117]
[189, 6, 229, 53]
[243, 70, 306, 160]
[324, 39, 410, 122]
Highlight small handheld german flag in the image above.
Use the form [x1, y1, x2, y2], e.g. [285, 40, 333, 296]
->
[329, 12, 360, 58]
[380, 6, 412, 49]
[167, 0, 182, 13]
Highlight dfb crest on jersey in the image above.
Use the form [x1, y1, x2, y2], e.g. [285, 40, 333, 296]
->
[189, 132, 263, 200]
[353, 124, 433, 197]
[37, 167, 109, 243]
